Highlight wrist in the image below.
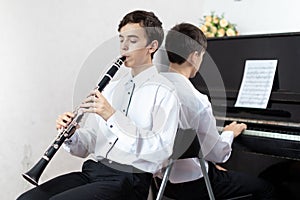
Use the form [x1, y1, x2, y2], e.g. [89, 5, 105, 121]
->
[103, 109, 116, 121]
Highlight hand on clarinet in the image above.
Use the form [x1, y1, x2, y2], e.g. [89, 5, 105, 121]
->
[80, 89, 116, 121]
[55, 112, 75, 130]
[223, 121, 247, 138]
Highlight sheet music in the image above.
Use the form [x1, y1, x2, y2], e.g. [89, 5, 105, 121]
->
[235, 60, 278, 109]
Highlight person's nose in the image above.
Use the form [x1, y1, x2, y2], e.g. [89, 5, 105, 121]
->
[121, 40, 129, 52]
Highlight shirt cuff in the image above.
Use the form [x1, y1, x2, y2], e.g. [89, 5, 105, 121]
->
[220, 130, 234, 145]
[64, 132, 79, 145]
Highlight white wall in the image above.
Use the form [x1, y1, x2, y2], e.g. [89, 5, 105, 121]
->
[202, 0, 300, 35]
[1, 0, 300, 199]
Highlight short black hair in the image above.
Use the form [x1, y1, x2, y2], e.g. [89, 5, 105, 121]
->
[166, 23, 207, 64]
[118, 10, 164, 58]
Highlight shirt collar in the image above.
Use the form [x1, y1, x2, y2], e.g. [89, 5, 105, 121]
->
[125, 66, 158, 89]
[162, 71, 192, 86]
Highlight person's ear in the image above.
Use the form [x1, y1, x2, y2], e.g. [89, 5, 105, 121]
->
[190, 51, 200, 66]
[146, 40, 159, 54]
[186, 51, 204, 67]
[198, 50, 205, 64]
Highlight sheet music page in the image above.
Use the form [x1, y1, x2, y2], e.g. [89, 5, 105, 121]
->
[234, 60, 278, 109]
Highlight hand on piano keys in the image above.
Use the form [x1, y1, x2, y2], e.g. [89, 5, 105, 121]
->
[223, 121, 247, 138]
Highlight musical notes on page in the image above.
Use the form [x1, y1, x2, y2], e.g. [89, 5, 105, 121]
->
[235, 60, 278, 109]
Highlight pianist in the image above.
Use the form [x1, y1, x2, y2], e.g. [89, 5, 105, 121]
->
[160, 22, 275, 199]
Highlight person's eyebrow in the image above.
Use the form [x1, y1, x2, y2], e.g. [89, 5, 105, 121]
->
[127, 35, 139, 39]
[119, 34, 139, 39]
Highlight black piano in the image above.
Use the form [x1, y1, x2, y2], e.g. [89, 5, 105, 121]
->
[191, 32, 300, 199]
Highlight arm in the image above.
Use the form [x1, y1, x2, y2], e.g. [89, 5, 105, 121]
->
[56, 111, 98, 158]
[65, 85, 179, 172]
[194, 106, 247, 163]
[194, 105, 234, 163]
[61, 88, 115, 158]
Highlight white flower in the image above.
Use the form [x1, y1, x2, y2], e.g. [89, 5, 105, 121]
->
[213, 16, 219, 24]
[210, 26, 217, 34]
[200, 25, 208, 33]
[205, 15, 212, 23]
[207, 32, 215, 37]
[226, 28, 236, 36]
[219, 18, 228, 28]
[217, 28, 225, 37]
[204, 21, 211, 27]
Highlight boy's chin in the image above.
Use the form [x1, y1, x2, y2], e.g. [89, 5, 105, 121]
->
[124, 62, 132, 68]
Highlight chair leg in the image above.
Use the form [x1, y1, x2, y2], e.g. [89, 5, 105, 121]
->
[156, 159, 174, 200]
[198, 151, 215, 200]
[198, 154, 252, 200]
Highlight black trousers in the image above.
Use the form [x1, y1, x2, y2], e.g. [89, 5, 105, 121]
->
[17, 159, 152, 200]
[161, 162, 275, 200]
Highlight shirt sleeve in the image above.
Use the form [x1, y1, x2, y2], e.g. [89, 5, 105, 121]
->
[220, 130, 234, 145]
[62, 114, 99, 158]
[194, 105, 234, 163]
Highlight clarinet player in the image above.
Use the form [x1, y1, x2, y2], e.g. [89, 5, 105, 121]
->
[17, 10, 179, 200]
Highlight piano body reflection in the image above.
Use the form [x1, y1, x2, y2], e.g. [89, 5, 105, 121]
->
[191, 32, 300, 198]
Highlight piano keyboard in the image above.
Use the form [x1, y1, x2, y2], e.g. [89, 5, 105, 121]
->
[215, 116, 300, 142]
[217, 126, 300, 142]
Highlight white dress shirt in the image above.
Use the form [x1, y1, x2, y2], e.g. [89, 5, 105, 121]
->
[161, 72, 234, 183]
[64, 66, 179, 174]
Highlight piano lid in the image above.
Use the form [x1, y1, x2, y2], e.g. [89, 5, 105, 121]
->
[191, 32, 300, 124]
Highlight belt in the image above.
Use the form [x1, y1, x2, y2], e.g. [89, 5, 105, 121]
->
[98, 158, 145, 174]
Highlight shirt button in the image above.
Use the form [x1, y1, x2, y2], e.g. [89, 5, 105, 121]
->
[109, 142, 112, 145]
[110, 125, 113, 128]
[122, 109, 126, 112]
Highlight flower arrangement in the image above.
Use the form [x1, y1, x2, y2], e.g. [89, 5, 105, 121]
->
[200, 12, 239, 38]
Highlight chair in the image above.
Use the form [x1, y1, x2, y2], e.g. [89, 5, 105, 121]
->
[151, 129, 252, 200]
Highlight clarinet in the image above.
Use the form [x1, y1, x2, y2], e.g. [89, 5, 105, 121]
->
[22, 56, 126, 186]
